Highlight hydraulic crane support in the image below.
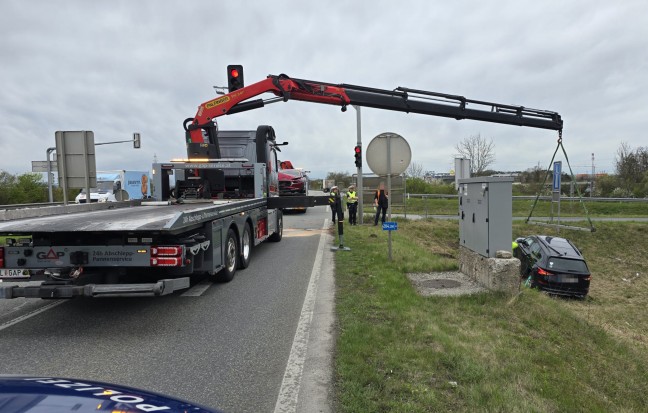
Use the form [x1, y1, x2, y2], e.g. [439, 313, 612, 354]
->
[186, 74, 563, 143]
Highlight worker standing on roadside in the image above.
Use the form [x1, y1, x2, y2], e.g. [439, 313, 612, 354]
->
[373, 182, 388, 226]
[329, 186, 343, 224]
[346, 185, 358, 225]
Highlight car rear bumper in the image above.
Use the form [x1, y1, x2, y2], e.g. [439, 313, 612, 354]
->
[534, 279, 589, 297]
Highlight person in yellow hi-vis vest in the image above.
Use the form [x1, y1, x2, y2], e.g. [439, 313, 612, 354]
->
[346, 185, 358, 225]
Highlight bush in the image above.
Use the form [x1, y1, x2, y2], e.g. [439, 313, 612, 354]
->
[0, 171, 48, 204]
[406, 177, 456, 194]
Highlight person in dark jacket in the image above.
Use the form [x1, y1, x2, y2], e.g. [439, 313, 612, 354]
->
[329, 186, 344, 224]
[373, 182, 388, 226]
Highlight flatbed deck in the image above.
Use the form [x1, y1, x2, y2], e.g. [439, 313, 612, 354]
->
[0, 198, 267, 234]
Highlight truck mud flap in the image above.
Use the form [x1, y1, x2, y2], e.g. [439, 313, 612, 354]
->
[0, 278, 190, 299]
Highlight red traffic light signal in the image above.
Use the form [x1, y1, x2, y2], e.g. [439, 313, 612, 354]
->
[354, 145, 362, 168]
[227, 65, 244, 92]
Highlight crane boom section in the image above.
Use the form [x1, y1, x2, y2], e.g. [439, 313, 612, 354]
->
[188, 74, 562, 143]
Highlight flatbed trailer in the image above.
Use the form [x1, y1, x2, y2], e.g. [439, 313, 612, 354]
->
[0, 127, 330, 299]
[0, 197, 281, 298]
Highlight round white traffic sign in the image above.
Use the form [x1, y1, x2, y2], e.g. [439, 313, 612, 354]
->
[365, 132, 411, 175]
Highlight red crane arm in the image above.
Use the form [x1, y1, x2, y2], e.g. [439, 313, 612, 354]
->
[186, 74, 563, 143]
[187, 75, 352, 142]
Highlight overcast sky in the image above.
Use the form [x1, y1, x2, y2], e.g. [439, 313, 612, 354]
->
[1, 0, 646, 180]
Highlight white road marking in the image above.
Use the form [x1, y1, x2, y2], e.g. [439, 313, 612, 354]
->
[180, 280, 212, 297]
[273, 219, 329, 413]
[0, 300, 67, 332]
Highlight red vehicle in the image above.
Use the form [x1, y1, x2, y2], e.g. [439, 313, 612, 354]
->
[279, 169, 309, 196]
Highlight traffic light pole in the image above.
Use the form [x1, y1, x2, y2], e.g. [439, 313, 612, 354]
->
[353, 105, 363, 224]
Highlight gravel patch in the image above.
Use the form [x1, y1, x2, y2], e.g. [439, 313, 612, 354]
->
[407, 271, 488, 297]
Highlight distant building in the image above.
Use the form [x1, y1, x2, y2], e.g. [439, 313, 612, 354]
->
[424, 172, 455, 184]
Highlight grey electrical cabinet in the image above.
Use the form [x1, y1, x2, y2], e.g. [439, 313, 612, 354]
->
[458, 177, 513, 257]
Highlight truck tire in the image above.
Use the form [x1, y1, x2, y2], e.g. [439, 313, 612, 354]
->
[268, 210, 283, 242]
[238, 222, 253, 269]
[213, 227, 238, 282]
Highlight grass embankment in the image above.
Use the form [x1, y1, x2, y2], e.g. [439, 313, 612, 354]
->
[334, 220, 648, 412]
[393, 197, 648, 217]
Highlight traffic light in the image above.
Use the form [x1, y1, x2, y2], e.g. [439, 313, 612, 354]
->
[133, 133, 141, 149]
[354, 145, 362, 168]
[227, 65, 244, 92]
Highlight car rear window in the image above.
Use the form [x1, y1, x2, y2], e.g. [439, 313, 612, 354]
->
[547, 257, 589, 273]
[281, 170, 302, 177]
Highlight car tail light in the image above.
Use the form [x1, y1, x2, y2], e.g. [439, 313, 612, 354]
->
[0, 247, 4, 268]
[537, 267, 554, 277]
[150, 245, 183, 267]
[583, 275, 592, 281]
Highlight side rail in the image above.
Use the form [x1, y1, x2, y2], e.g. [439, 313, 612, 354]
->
[0, 200, 141, 222]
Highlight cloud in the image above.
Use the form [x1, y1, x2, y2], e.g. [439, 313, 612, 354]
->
[1, 0, 646, 180]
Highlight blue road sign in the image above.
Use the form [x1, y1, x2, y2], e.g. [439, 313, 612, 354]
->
[382, 222, 398, 231]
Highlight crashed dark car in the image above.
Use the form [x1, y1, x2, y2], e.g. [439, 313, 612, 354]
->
[514, 235, 591, 298]
[278, 169, 308, 195]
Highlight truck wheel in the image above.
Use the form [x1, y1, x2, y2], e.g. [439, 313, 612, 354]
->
[214, 228, 238, 282]
[268, 211, 283, 242]
[239, 223, 253, 269]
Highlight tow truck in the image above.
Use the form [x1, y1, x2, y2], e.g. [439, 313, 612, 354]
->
[0, 67, 562, 298]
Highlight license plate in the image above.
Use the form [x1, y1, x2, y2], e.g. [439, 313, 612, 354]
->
[561, 276, 578, 283]
[0, 269, 31, 278]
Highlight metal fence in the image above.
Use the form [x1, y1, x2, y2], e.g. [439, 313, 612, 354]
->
[401, 193, 648, 219]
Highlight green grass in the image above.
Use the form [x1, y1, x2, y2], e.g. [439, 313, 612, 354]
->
[392, 198, 648, 217]
[334, 220, 648, 412]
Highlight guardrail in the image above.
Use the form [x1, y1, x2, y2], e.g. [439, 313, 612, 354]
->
[0, 201, 142, 221]
[0, 202, 64, 210]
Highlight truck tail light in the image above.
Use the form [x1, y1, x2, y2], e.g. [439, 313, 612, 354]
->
[150, 245, 183, 267]
[0, 247, 4, 268]
[150, 257, 182, 267]
[151, 246, 183, 256]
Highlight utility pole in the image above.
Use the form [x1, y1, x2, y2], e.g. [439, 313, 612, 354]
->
[353, 105, 363, 224]
[591, 153, 595, 197]
[46, 147, 56, 202]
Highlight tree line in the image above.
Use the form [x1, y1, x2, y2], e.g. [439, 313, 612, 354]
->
[3, 140, 647, 204]
[0, 171, 75, 204]
[326, 136, 648, 198]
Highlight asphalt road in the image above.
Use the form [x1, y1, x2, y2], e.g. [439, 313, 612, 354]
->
[0, 204, 332, 413]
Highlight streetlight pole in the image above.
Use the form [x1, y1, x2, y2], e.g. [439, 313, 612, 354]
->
[46, 147, 56, 202]
[353, 105, 363, 224]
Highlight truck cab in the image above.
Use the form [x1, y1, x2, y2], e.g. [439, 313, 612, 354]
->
[156, 126, 281, 201]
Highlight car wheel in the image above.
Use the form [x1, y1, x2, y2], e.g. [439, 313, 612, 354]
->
[212, 227, 238, 282]
[269, 211, 283, 242]
[239, 223, 253, 269]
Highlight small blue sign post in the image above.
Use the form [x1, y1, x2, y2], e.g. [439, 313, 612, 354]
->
[382, 222, 398, 231]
